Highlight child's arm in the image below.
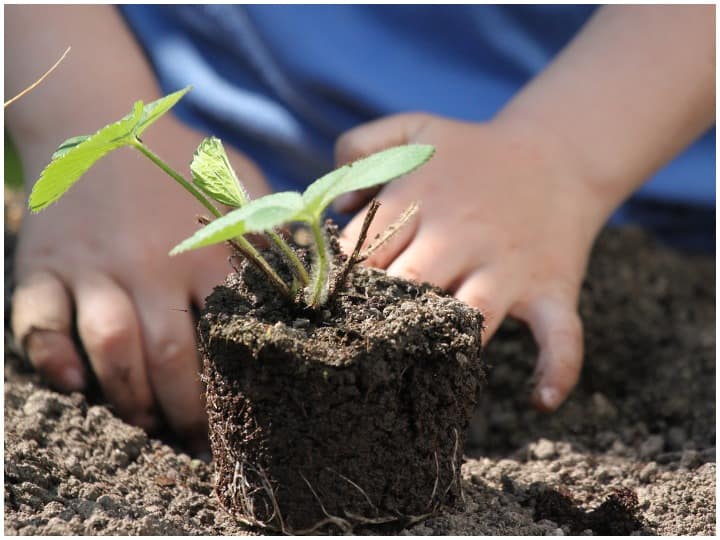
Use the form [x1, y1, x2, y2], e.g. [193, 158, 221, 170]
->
[336, 5, 715, 411]
[6, 5, 271, 451]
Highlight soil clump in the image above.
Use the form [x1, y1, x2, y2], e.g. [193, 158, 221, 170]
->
[201, 250, 483, 532]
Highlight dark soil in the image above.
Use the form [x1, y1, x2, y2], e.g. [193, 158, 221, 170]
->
[200, 253, 484, 533]
[4, 219, 716, 535]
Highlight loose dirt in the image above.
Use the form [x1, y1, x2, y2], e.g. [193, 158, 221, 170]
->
[4, 226, 716, 535]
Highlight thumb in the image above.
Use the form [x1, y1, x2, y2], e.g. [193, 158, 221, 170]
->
[333, 113, 433, 213]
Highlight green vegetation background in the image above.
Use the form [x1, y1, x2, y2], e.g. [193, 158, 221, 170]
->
[5, 129, 24, 190]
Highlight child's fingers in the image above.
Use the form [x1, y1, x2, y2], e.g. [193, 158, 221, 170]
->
[11, 271, 86, 392]
[453, 270, 514, 344]
[513, 294, 584, 412]
[74, 274, 156, 430]
[385, 230, 474, 291]
[334, 112, 432, 166]
[132, 290, 207, 450]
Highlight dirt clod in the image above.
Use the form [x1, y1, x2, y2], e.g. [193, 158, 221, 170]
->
[200, 249, 484, 533]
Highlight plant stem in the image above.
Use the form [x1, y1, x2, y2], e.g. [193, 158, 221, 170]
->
[194, 215, 291, 298]
[268, 231, 310, 285]
[231, 236, 292, 298]
[136, 142, 292, 298]
[132, 140, 222, 218]
[309, 221, 329, 307]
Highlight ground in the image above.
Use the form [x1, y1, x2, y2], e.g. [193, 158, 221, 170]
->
[4, 225, 716, 535]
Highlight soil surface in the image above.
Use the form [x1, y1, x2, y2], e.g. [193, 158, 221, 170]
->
[201, 259, 483, 532]
[4, 225, 716, 535]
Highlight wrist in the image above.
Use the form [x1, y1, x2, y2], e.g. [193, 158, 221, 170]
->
[490, 106, 625, 237]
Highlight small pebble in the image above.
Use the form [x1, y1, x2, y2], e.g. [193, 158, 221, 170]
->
[639, 461, 658, 482]
[110, 450, 129, 468]
[532, 439, 557, 460]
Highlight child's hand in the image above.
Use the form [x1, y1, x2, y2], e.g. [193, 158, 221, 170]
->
[335, 113, 608, 411]
[11, 119, 270, 452]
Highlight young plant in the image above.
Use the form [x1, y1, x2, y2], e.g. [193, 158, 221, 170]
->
[29, 87, 434, 308]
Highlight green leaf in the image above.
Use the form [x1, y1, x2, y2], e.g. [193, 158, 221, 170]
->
[51, 135, 91, 160]
[170, 191, 304, 255]
[135, 86, 191, 137]
[28, 101, 143, 213]
[28, 88, 191, 214]
[190, 137, 249, 208]
[302, 144, 435, 218]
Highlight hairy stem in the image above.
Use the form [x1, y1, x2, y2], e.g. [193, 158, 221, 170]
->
[268, 230, 310, 286]
[196, 216, 292, 298]
[309, 220, 330, 308]
[130, 144, 292, 297]
[133, 141, 291, 295]
[232, 236, 292, 298]
[132, 140, 222, 218]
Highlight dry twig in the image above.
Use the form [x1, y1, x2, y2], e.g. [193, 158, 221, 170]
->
[360, 201, 419, 261]
[5, 47, 71, 108]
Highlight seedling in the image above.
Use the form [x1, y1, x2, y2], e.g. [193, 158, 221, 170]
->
[29, 87, 434, 307]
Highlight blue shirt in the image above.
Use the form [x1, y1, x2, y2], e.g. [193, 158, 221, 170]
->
[120, 5, 715, 252]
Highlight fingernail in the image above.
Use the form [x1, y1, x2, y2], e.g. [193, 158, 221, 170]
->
[61, 367, 85, 391]
[332, 193, 355, 213]
[538, 386, 560, 410]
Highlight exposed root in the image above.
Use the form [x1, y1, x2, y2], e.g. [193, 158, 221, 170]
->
[299, 472, 353, 534]
[445, 428, 461, 497]
[326, 467, 378, 514]
[342, 512, 399, 526]
[428, 451, 440, 510]
[226, 458, 286, 533]
[222, 465, 443, 535]
[217, 449, 458, 534]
